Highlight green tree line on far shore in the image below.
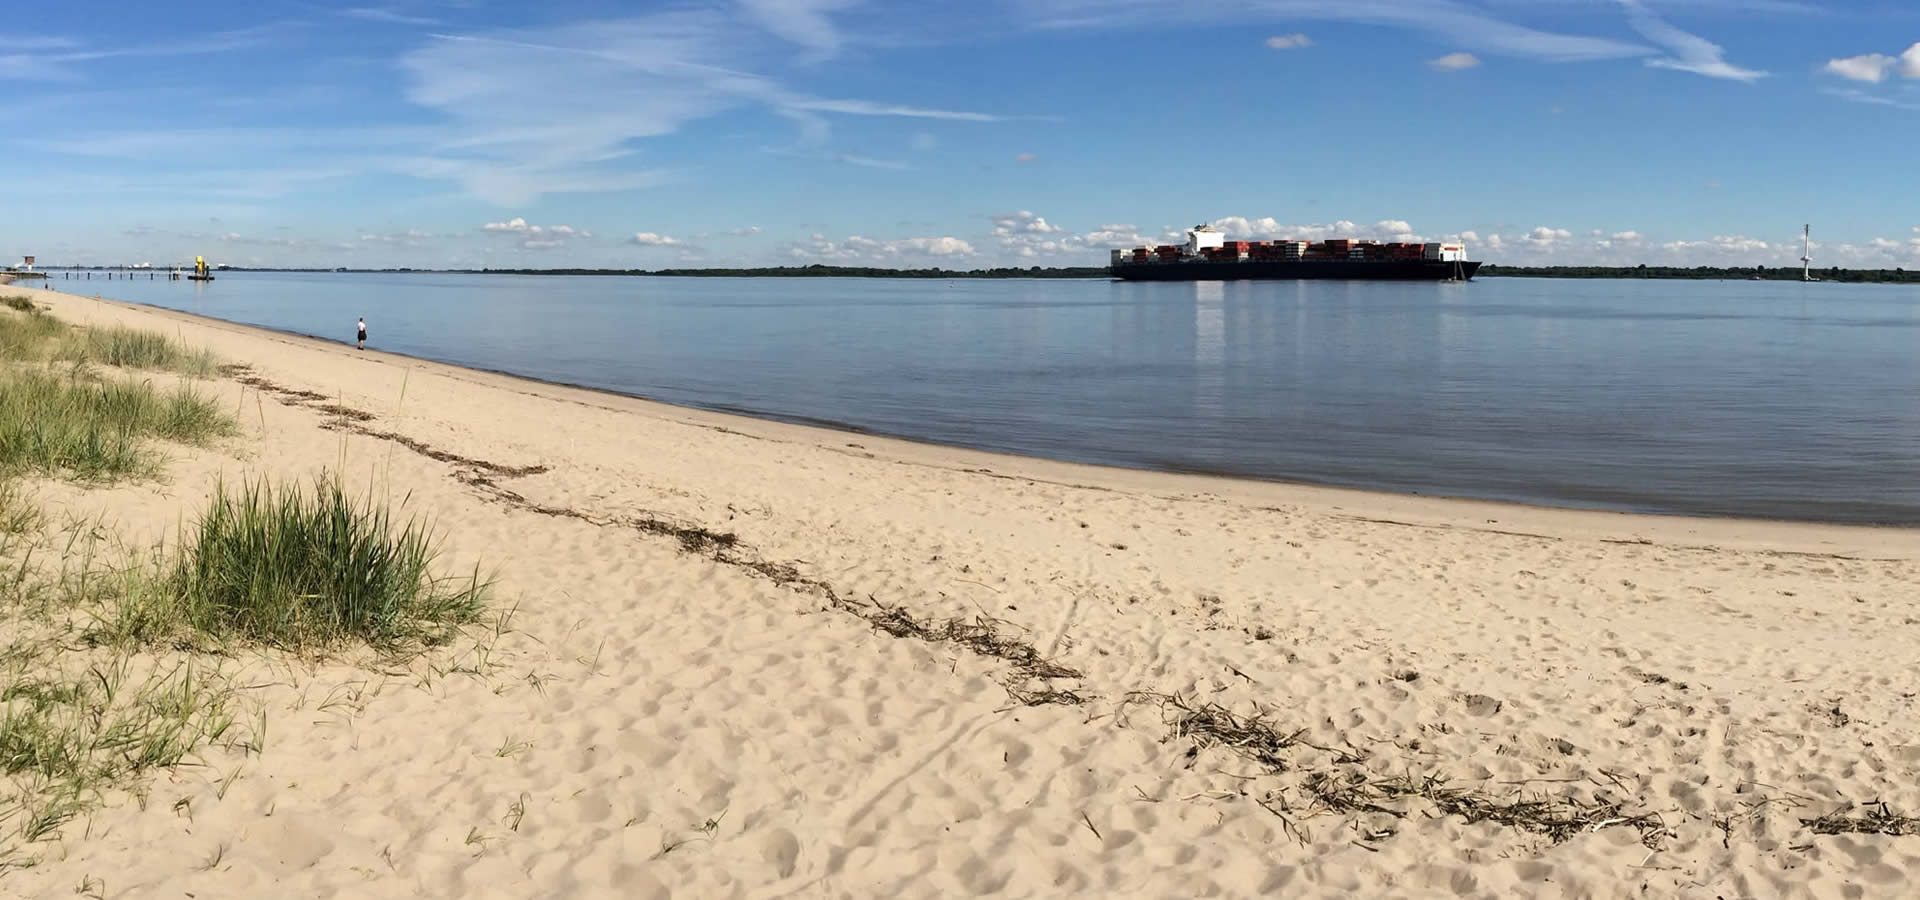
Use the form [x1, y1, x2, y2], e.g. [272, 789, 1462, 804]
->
[36, 262, 1920, 283]
[1479, 264, 1920, 284]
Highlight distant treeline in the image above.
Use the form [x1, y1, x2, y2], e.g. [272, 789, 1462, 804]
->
[48, 263, 1920, 283]
[1481, 264, 1920, 284]
[205, 264, 1111, 279]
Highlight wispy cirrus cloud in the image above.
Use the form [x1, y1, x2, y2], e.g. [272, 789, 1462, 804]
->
[1, 24, 293, 81]
[1022, 0, 1652, 63]
[1616, 0, 1764, 81]
[397, 9, 1021, 204]
[338, 7, 443, 27]
[785, 98, 1009, 122]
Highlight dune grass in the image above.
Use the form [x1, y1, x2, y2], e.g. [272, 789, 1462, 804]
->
[0, 304, 65, 360]
[104, 478, 488, 652]
[0, 368, 233, 482]
[59, 325, 219, 378]
[0, 302, 218, 378]
[0, 299, 486, 855]
[0, 642, 242, 854]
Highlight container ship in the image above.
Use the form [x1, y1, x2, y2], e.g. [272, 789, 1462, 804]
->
[1111, 225, 1479, 281]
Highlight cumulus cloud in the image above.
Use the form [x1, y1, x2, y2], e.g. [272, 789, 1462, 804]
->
[786, 233, 976, 262]
[1429, 53, 1481, 71]
[358, 229, 438, 244]
[1265, 34, 1311, 50]
[1519, 226, 1573, 248]
[1822, 42, 1920, 84]
[726, 226, 762, 237]
[993, 210, 1062, 236]
[1611, 231, 1643, 242]
[1014, 152, 1037, 163]
[630, 232, 681, 246]
[479, 217, 591, 249]
[1206, 217, 1423, 243]
[1661, 234, 1768, 254]
[1824, 54, 1895, 83]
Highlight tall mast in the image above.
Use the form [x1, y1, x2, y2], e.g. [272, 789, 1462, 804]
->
[1801, 225, 1812, 282]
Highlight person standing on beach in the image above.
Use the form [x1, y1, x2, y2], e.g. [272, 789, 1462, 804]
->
[357, 317, 367, 350]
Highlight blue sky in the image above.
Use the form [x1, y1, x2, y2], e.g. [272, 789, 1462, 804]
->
[6, 0, 1920, 269]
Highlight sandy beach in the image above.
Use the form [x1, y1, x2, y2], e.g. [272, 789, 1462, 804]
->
[4, 282, 1918, 899]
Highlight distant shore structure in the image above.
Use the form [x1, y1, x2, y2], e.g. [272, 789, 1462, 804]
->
[1110, 225, 1478, 282]
[1801, 225, 1813, 282]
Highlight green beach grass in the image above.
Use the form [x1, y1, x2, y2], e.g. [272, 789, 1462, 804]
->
[0, 299, 488, 856]
[0, 368, 233, 482]
[0, 297, 218, 378]
[104, 477, 488, 652]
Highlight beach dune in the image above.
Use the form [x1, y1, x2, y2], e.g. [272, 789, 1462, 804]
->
[5, 284, 1919, 899]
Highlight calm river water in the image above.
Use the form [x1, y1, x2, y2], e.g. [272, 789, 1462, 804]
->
[59, 271, 1920, 523]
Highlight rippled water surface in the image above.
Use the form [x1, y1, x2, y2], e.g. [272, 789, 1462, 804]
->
[65, 270, 1920, 522]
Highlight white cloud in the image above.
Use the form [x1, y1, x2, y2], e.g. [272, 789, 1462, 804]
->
[339, 7, 442, 27]
[786, 99, 1006, 122]
[737, 0, 857, 56]
[630, 232, 682, 246]
[1265, 34, 1312, 50]
[1430, 53, 1481, 71]
[358, 229, 438, 244]
[1611, 231, 1643, 242]
[993, 211, 1062, 236]
[1206, 217, 1423, 243]
[395, 10, 1020, 205]
[1824, 54, 1895, 83]
[1026, 0, 1651, 64]
[1824, 42, 1920, 84]
[480, 217, 591, 249]
[1014, 152, 1037, 163]
[726, 226, 762, 237]
[1618, 0, 1765, 82]
[835, 153, 910, 170]
[786, 232, 977, 263]
[1660, 235, 1769, 255]
[1520, 226, 1573, 248]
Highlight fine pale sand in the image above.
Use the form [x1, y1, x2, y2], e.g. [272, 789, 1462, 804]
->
[7, 284, 1920, 899]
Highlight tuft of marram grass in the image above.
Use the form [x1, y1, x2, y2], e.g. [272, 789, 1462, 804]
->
[59, 325, 219, 378]
[121, 477, 487, 651]
[0, 368, 235, 481]
[0, 296, 35, 314]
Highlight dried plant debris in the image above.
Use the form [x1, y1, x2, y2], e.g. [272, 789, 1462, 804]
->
[313, 402, 1091, 707]
[1630, 669, 1688, 690]
[1802, 802, 1920, 837]
[1126, 691, 1666, 847]
[1125, 692, 1305, 772]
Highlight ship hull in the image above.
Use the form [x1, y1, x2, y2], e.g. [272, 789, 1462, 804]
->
[1111, 259, 1480, 281]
